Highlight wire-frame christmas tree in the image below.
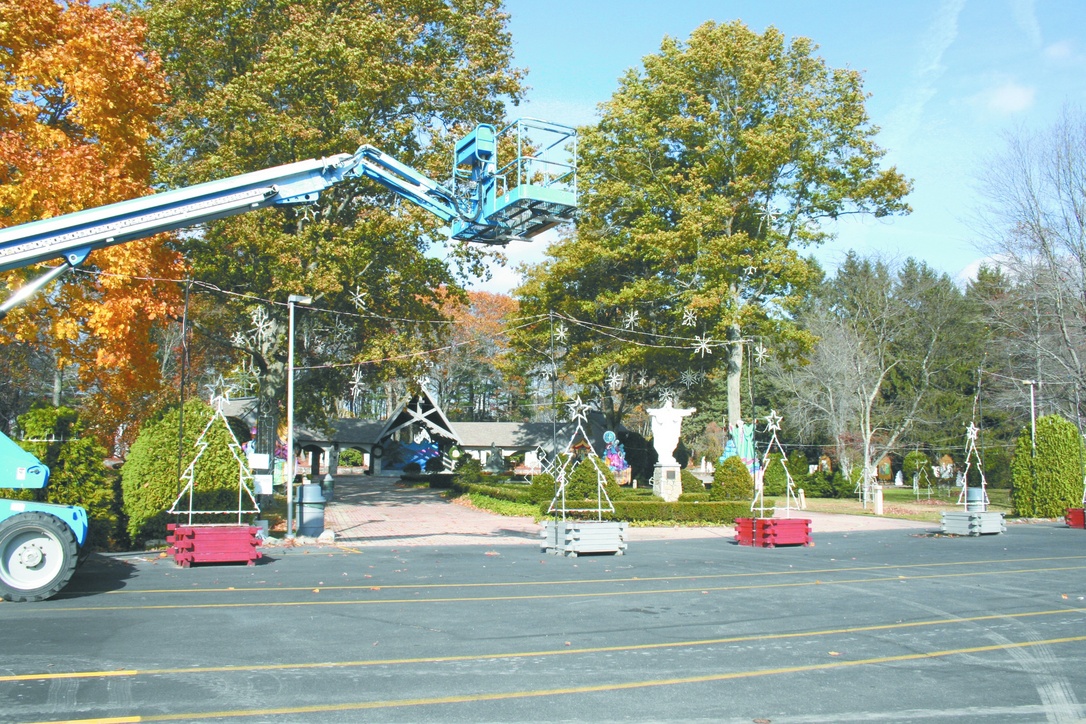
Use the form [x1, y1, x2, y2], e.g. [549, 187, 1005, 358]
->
[547, 396, 615, 521]
[955, 422, 989, 511]
[751, 410, 801, 518]
[169, 398, 261, 525]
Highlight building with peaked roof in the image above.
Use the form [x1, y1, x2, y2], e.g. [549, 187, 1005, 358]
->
[221, 388, 620, 478]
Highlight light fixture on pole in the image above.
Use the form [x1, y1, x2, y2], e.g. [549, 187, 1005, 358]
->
[286, 293, 312, 538]
[1022, 379, 1038, 456]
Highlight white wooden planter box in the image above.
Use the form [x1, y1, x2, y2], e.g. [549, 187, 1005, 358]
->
[541, 520, 628, 557]
[941, 511, 1006, 536]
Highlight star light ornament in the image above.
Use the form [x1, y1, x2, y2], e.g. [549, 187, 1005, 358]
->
[966, 421, 979, 443]
[566, 396, 591, 423]
[764, 409, 783, 432]
[693, 334, 714, 358]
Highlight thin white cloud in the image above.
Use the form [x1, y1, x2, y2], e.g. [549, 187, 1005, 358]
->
[1044, 39, 1083, 64]
[881, 0, 966, 151]
[1009, 0, 1042, 48]
[983, 81, 1036, 113]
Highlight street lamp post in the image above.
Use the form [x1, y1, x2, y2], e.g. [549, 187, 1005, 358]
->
[286, 293, 312, 538]
[1023, 379, 1038, 456]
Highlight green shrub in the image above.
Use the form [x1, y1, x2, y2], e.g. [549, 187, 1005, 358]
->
[403, 462, 422, 475]
[453, 456, 484, 486]
[680, 468, 706, 494]
[1012, 414, 1085, 517]
[450, 480, 533, 505]
[2, 406, 125, 551]
[902, 451, 930, 480]
[608, 500, 749, 524]
[786, 450, 809, 479]
[530, 473, 557, 506]
[712, 456, 753, 501]
[339, 448, 365, 466]
[562, 458, 619, 503]
[121, 400, 248, 544]
[424, 456, 445, 473]
[678, 492, 710, 502]
[762, 453, 788, 496]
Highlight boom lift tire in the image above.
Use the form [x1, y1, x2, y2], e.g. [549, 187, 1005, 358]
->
[0, 512, 78, 602]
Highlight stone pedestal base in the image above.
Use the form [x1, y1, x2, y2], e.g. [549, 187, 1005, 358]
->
[653, 464, 682, 502]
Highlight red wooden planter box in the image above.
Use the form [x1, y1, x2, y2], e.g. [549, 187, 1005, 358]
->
[734, 517, 812, 548]
[167, 524, 262, 567]
[1066, 508, 1085, 529]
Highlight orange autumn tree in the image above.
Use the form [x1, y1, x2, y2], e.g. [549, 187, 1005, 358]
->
[0, 0, 184, 448]
[433, 290, 526, 420]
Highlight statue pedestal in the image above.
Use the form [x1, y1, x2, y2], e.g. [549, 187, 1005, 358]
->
[653, 464, 682, 502]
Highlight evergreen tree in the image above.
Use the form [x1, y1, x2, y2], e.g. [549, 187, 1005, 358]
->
[1011, 414, 1085, 517]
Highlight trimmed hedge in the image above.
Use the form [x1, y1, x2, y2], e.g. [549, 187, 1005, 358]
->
[450, 480, 534, 505]
[607, 500, 749, 524]
[1012, 414, 1086, 517]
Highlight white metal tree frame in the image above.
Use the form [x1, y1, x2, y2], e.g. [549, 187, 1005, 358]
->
[546, 396, 615, 521]
[169, 398, 261, 525]
[751, 409, 801, 518]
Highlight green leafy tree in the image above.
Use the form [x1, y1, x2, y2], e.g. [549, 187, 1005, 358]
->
[0, 406, 123, 550]
[762, 453, 788, 496]
[138, 0, 525, 458]
[121, 400, 248, 543]
[711, 456, 753, 501]
[513, 20, 910, 429]
[1011, 414, 1085, 517]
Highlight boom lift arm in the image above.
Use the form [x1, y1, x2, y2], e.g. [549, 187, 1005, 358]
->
[0, 119, 576, 601]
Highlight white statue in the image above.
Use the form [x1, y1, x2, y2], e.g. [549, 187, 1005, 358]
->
[648, 398, 696, 466]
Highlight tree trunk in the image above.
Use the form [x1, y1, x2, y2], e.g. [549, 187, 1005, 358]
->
[52, 364, 63, 407]
[726, 324, 744, 426]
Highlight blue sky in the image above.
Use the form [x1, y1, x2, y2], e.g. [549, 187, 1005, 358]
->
[475, 0, 1086, 292]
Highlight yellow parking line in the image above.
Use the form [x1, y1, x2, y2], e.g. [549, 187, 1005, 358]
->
[5, 606, 1083, 684]
[34, 564, 1086, 613]
[29, 634, 1086, 723]
[77, 554, 1086, 596]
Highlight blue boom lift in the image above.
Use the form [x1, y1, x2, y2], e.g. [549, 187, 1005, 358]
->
[0, 119, 576, 601]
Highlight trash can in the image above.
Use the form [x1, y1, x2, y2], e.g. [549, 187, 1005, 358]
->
[965, 487, 987, 512]
[296, 483, 326, 537]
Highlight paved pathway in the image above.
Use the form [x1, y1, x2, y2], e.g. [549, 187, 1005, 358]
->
[321, 474, 934, 547]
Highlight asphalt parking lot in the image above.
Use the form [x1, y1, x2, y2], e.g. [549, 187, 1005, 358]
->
[2, 522, 1085, 723]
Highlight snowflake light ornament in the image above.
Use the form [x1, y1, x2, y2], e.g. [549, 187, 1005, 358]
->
[754, 343, 769, 365]
[682, 308, 697, 327]
[693, 334, 713, 358]
[554, 323, 568, 342]
[680, 369, 699, 388]
[606, 367, 624, 391]
[623, 310, 640, 330]
[350, 286, 368, 310]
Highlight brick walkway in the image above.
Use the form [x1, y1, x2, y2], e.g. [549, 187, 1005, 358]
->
[321, 474, 931, 548]
[323, 474, 541, 547]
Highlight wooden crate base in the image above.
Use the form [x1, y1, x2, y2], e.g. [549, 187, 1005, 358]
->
[735, 517, 812, 547]
[167, 524, 262, 567]
[541, 520, 627, 557]
[940, 511, 1006, 536]
[1066, 508, 1085, 529]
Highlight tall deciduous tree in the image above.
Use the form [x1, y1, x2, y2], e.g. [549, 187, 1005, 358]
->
[0, 0, 183, 447]
[139, 0, 524, 457]
[515, 20, 910, 430]
[767, 254, 978, 487]
[975, 108, 1086, 429]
